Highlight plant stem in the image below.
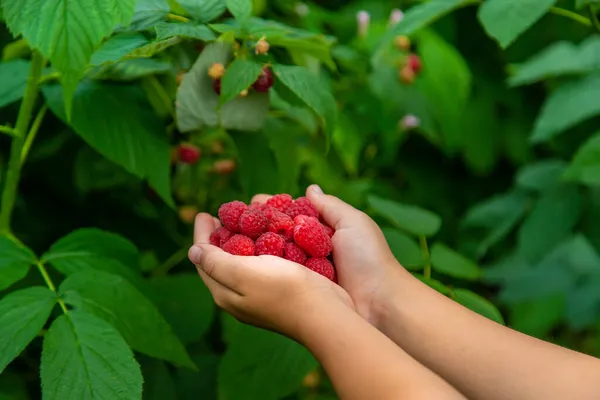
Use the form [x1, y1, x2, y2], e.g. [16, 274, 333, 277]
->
[0, 51, 44, 234]
[152, 247, 189, 277]
[588, 5, 600, 32]
[548, 6, 591, 26]
[21, 105, 47, 164]
[36, 262, 69, 314]
[0, 125, 17, 137]
[419, 236, 431, 280]
[145, 75, 175, 118]
[167, 13, 190, 23]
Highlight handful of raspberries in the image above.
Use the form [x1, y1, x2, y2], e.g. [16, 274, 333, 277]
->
[210, 194, 337, 282]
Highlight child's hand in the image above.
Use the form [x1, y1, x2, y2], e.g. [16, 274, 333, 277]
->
[188, 213, 354, 340]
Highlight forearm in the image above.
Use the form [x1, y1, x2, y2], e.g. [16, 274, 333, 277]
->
[298, 302, 465, 400]
[376, 269, 600, 400]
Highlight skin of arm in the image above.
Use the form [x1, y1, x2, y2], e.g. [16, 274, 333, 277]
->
[188, 208, 465, 400]
[301, 185, 600, 400]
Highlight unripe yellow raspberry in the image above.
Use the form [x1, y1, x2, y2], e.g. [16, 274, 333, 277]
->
[208, 63, 225, 80]
[255, 39, 270, 55]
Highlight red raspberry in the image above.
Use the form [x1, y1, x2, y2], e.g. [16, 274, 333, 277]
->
[286, 197, 319, 220]
[177, 144, 201, 164]
[213, 78, 222, 95]
[253, 67, 274, 92]
[267, 211, 294, 239]
[266, 194, 293, 212]
[218, 201, 248, 232]
[209, 227, 234, 248]
[407, 53, 422, 74]
[305, 258, 336, 281]
[255, 232, 285, 256]
[293, 216, 332, 257]
[222, 235, 255, 256]
[323, 225, 335, 238]
[284, 242, 308, 265]
[238, 210, 269, 239]
[249, 202, 266, 211]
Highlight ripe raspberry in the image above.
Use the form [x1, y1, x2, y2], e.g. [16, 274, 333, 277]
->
[286, 197, 319, 219]
[293, 216, 333, 257]
[213, 78, 222, 95]
[208, 63, 225, 80]
[218, 201, 248, 232]
[407, 53, 422, 74]
[177, 144, 201, 164]
[255, 39, 270, 55]
[399, 65, 415, 84]
[255, 232, 285, 256]
[266, 194, 293, 211]
[268, 210, 294, 239]
[394, 35, 411, 51]
[261, 206, 278, 219]
[322, 224, 335, 238]
[209, 227, 234, 248]
[284, 242, 308, 265]
[222, 235, 255, 256]
[238, 210, 269, 239]
[305, 258, 336, 281]
[249, 202, 266, 211]
[253, 67, 274, 92]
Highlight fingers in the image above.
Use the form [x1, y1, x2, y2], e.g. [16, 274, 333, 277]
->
[196, 268, 242, 306]
[251, 194, 272, 204]
[306, 185, 362, 229]
[188, 244, 246, 292]
[194, 213, 217, 244]
[213, 217, 222, 230]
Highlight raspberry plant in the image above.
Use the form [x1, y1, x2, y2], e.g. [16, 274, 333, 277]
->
[1, 0, 600, 399]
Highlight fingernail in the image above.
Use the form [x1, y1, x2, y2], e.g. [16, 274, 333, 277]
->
[311, 185, 324, 195]
[188, 245, 203, 264]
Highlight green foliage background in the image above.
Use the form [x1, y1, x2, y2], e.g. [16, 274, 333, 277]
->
[1, 0, 600, 399]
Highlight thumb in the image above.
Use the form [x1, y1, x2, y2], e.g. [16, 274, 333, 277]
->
[306, 185, 361, 229]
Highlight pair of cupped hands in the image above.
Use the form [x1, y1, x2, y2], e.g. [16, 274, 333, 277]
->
[188, 185, 405, 341]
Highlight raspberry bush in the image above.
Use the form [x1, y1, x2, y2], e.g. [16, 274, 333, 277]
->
[1, 0, 600, 399]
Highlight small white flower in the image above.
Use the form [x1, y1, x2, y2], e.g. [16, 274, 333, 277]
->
[400, 114, 420, 131]
[357, 10, 371, 38]
[389, 9, 404, 27]
[295, 3, 309, 17]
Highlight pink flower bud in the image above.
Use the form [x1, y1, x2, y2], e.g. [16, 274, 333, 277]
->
[357, 10, 370, 38]
[389, 9, 404, 27]
[400, 115, 420, 131]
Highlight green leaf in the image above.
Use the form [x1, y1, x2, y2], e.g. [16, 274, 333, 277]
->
[430, 243, 481, 280]
[413, 274, 451, 295]
[233, 131, 280, 195]
[333, 114, 364, 176]
[0, 287, 56, 373]
[142, 359, 178, 400]
[273, 64, 337, 143]
[219, 324, 317, 400]
[0, 236, 36, 291]
[576, 0, 600, 8]
[392, 0, 469, 36]
[128, 37, 182, 58]
[179, 0, 226, 22]
[564, 132, 600, 186]
[531, 74, 600, 143]
[128, 0, 170, 30]
[509, 36, 600, 86]
[149, 274, 215, 345]
[60, 270, 195, 369]
[263, 117, 303, 195]
[477, 0, 556, 49]
[0, 60, 29, 108]
[155, 22, 216, 41]
[551, 234, 600, 275]
[381, 228, 424, 270]
[90, 33, 150, 66]
[367, 195, 442, 237]
[517, 184, 582, 263]
[2, 0, 137, 117]
[0, 371, 29, 400]
[220, 58, 263, 104]
[43, 80, 174, 206]
[89, 58, 172, 81]
[41, 311, 143, 400]
[453, 289, 504, 324]
[515, 159, 567, 191]
[269, 36, 336, 71]
[566, 276, 600, 329]
[510, 295, 565, 336]
[226, 0, 252, 21]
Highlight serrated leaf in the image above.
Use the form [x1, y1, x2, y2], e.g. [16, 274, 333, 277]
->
[531, 74, 600, 143]
[0, 60, 30, 108]
[220, 58, 263, 104]
[149, 274, 215, 345]
[381, 228, 424, 270]
[41, 311, 142, 400]
[453, 289, 504, 324]
[89, 58, 172, 81]
[273, 64, 337, 142]
[509, 36, 600, 86]
[220, 89, 270, 131]
[179, 0, 226, 22]
[155, 22, 216, 41]
[60, 270, 195, 369]
[0, 287, 56, 373]
[128, 0, 171, 30]
[515, 159, 567, 191]
[2, 0, 137, 117]
[0, 236, 37, 291]
[226, 0, 252, 21]
[90, 33, 150, 66]
[367, 195, 442, 237]
[129, 37, 182, 58]
[392, 0, 468, 36]
[43, 80, 174, 206]
[564, 132, 600, 186]
[430, 243, 481, 280]
[478, 0, 556, 49]
[517, 184, 582, 263]
[270, 36, 336, 71]
[219, 324, 317, 400]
